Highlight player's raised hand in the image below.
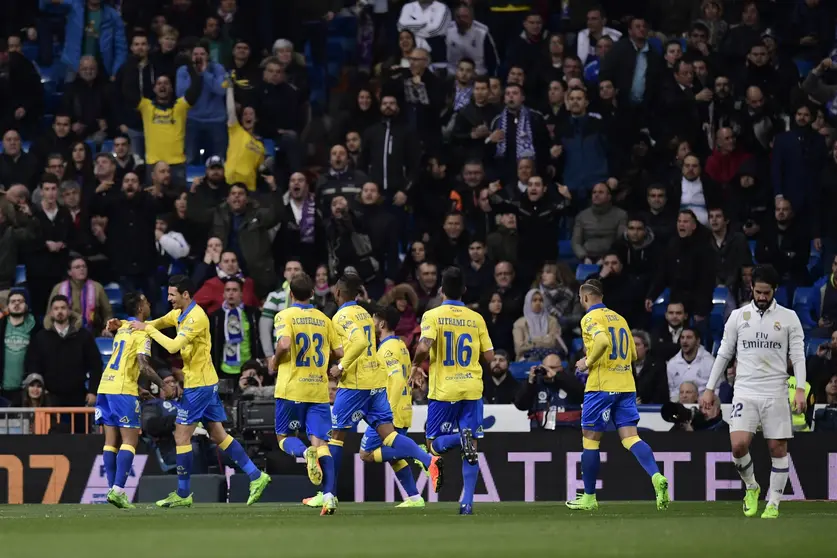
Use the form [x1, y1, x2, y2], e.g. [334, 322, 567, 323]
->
[699, 389, 716, 414]
[128, 320, 147, 331]
[106, 318, 121, 332]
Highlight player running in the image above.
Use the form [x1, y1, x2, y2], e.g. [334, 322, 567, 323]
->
[411, 267, 494, 515]
[700, 265, 807, 519]
[98, 292, 172, 509]
[326, 274, 443, 515]
[128, 275, 270, 507]
[567, 279, 669, 511]
[272, 273, 342, 516]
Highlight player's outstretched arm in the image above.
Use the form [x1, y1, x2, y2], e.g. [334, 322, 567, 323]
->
[145, 327, 190, 354]
[146, 310, 178, 331]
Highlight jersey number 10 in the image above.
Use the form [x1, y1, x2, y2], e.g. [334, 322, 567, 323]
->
[442, 332, 473, 367]
[607, 327, 629, 360]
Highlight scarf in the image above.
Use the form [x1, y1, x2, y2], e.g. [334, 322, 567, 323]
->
[496, 106, 535, 160]
[524, 289, 549, 338]
[454, 84, 473, 112]
[59, 280, 96, 328]
[299, 193, 316, 244]
[216, 266, 244, 281]
[223, 301, 245, 367]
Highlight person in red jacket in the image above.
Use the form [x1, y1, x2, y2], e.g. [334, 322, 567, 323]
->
[193, 250, 260, 314]
[705, 127, 752, 191]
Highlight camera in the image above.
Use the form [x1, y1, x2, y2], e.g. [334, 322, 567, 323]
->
[661, 402, 725, 431]
[533, 366, 547, 377]
[246, 376, 260, 387]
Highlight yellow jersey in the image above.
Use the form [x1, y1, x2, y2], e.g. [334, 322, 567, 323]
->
[273, 303, 340, 404]
[146, 301, 218, 389]
[98, 321, 151, 396]
[378, 335, 413, 429]
[420, 300, 493, 402]
[138, 97, 191, 165]
[331, 302, 384, 390]
[225, 123, 265, 192]
[580, 304, 637, 393]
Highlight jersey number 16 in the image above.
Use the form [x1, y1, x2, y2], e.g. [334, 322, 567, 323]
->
[442, 332, 473, 367]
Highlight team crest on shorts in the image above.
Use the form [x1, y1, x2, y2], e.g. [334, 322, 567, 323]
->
[774, 321, 782, 331]
[94, 407, 102, 422]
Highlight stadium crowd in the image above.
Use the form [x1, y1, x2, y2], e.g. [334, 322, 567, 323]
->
[1, 0, 837, 432]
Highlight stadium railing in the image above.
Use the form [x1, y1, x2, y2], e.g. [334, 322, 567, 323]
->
[0, 408, 35, 434]
[32, 408, 96, 435]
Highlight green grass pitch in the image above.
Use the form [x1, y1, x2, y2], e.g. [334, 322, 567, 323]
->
[1, 501, 834, 558]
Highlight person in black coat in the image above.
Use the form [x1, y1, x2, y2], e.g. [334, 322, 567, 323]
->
[0, 47, 44, 140]
[482, 350, 518, 405]
[614, 214, 660, 293]
[646, 210, 716, 320]
[658, 60, 709, 152]
[0, 129, 39, 191]
[30, 114, 79, 172]
[451, 76, 500, 167]
[595, 252, 645, 329]
[632, 329, 670, 404]
[755, 197, 811, 288]
[650, 301, 688, 363]
[256, 58, 303, 172]
[599, 17, 665, 110]
[432, 211, 471, 271]
[28, 294, 102, 407]
[504, 13, 549, 89]
[61, 57, 113, 142]
[273, 172, 326, 276]
[355, 182, 401, 296]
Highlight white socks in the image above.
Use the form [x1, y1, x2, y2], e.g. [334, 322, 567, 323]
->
[768, 456, 789, 507]
[408, 494, 422, 502]
[111, 486, 125, 495]
[323, 492, 334, 502]
[733, 453, 758, 490]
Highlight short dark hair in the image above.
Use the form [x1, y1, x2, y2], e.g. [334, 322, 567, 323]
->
[627, 213, 647, 226]
[664, 39, 683, 51]
[504, 82, 523, 94]
[682, 326, 701, 341]
[708, 206, 728, 219]
[474, 75, 490, 87]
[678, 209, 698, 224]
[46, 152, 65, 164]
[458, 57, 476, 68]
[337, 273, 362, 300]
[195, 38, 211, 53]
[224, 277, 244, 289]
[229, 183, 248, 195]
[113, 133, 131, 144]
[131, 29, 149, 41]
[441, 266, 465, 300]
[580, 278, 604, 297]
[54, 112, 72, 122]
[41, 173, 60, 186]
[67, 255, 86, 269]
[290, 272, 314, 301]
[50, 294, 70, 308]
[122, 291, 145, 317]
[673, 59, 692, 74]
[751, 264, 780, 289]
[169, 275, 196, 298]
[375, 305, 402, 333]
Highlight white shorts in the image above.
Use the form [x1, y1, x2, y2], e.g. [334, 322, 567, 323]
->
[729, 395, 793, 439]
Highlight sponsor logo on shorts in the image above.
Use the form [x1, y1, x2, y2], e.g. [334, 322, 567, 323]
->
[94, 407, 102, 422]
[120, 416, 130, 424]
[602, 409, 611, 422]
[441, 422, 453, 433]
[289, 420, 301, 431]
[351, 410, 364, 423]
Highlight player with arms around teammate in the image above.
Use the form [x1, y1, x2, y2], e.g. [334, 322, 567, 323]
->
[700, 265, 807, 519]
[412, 267, 494, 515]
[326, 274, 443, 514]
[568, 279, 669, 511]
[128, 275, 270, 507]
[272, 272, 342, 516]
[98, 292, 173, 509]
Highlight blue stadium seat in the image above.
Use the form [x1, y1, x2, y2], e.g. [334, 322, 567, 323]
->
[709, 286, 730, 337]
[571, 337, 584, 355]
[100, 139, 114, 154]
[774, 285, 788, 307]
[792, 287, 817, 330]
[509, 360, 538, 380]
[748, 240, 756, 262]
[651, 288, 670, 323]
[262, 138, 276, 156]
[575, 264, 599, 282]
[558, 240, 573, 259]
[104, 283, 123, 314]
[186, 165, 205, 182]
[96, 337, 115, 362]
[808, 241, 822, 277]
[14, 265, 26, 285]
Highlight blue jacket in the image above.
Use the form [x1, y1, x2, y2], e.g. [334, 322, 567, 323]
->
[176, 63, 228, 124]
[557, 114, 610, 194]
[46, 0, 127, 77]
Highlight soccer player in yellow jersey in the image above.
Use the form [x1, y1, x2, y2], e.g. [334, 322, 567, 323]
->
[98, 292, 171, 509]
[224, 84, 264, 191]
[412, 267, 494, 515]
[566, 279, 669, 511]
[326, 274, 443, 506]
[272, 273, 342, 516]
[128, 276, 270, 508]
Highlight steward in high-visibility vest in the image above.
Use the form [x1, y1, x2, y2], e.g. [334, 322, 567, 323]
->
[788, 376, 814, 432]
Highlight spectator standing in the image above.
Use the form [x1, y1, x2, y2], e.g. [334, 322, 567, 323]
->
[536, 262, 582, 326]
[316, 144, 369, 214]
[576, 7, 622, 65]
[149, 25, 179, 83]
[646, 210, 715, 321]
[734, 86, 784, 160]
[193, 249, 260, 316]
[114, 30, 155, 158]
[398, 0, 451, 64]
[26, 174, 74, 317]
[504, 12, 547, 84]
[290, 0, 341, 74]
[273, 39, 310, 104]
[210, 184, 281, 298]
[324, 195, 380, 287]
[572, 182, 627, 264]
[632, 330, 669, 404]
[177, 41, 229, 164]
[224, 85, 264, 193]
[488, 261, 524, 319]
[413, 261, 439, 316]
[203, 15, 232, 67]
[0, 130, 39, 191]
[57, 0, 127, 80]
[771, 104, 827, 224]
[482, 351, 518, 404]
[666, 327, 714, 401]
[445, 4, 499, 77]
[708, 206, 752, 289]
[28, 295, 102, 407]
[274, 173, 326, 275]
[260, 259, 302, 357]
[112, 134, 146, 184]
[482, 291, 515, 358]
[209, 278, 262, 378]
[643, 184, 676, 248]
[360, 95, 420, 203]
[45, 255, 111, 333]
[0, 38, 45, 140]
[122, 56, 204, 188]
[227, 39, 261, 109]
[31, 114, 78, 171]
[356, 182, 400, 294]
[62, 56, 111, 144]
[704, 127, 752, 191]
[595, 252, 645, 328]
[670, 154, 720, 227]
[397, 48, 445, 149]
[513, 289, 565, 361]
[614, 215, 659, 292]
[0, 289, 41, 403]
[755, 198, 811, 288]
[433, 211, 470, 270]
[154, 215, 191, 285]
[652, 301, 689, 362]
[451, 77, 500, 164]
[600, 17, 664, 109]
[0, 195, 38, 307]
[486, 212, 519, 266]
[488, 83, 549, 186]
[659, 60, 709, 151]
[256, 57, 303, 174]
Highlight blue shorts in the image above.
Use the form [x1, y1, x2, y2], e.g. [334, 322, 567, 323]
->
[361, 426, 408, 452]
[581, 391, 640, 432]
[95, 394, 141, 429]
[426, 399, 484, 440]
[274, 398, 332, 440]
[176, 385, 227, 425]
[331, 388, 393, 430]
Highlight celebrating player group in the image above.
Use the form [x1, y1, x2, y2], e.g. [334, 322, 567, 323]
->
[100, 263, 804, 518]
